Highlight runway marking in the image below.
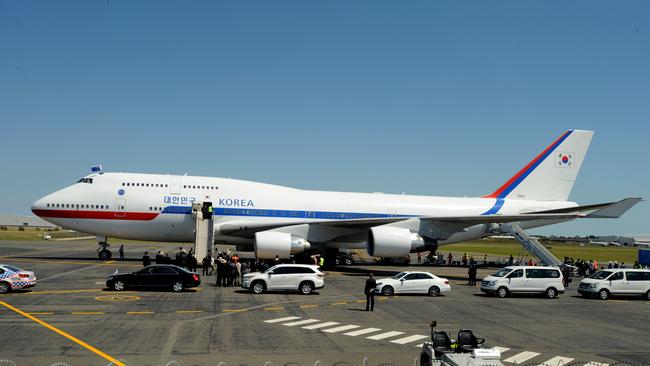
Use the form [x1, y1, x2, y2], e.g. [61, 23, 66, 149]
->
[264, 316, 301, 323]
[299, 304, 319, 308]
[377, 297, 389, 301]
[126, 311, 154, 315]
[0, 301, 125, 366]
[390, 334, 428, 345]
[302, 321, 339, 330]
[583, 362, 609, 366]
[3, 257, 139, 267]
[26, 312, 54, 315]
[95, 295, 140, 302]
[344, 327, 381, 337]
[492, 346, 511, 354]
[282, 319, 320, 327]
[331, 302, 347, 305]
[503, 351, 540, 364]
[71, 311, 104, 315]
[26, 289, 104, 295]
[37, 263, 106, 282]
[222, 309, 247, 313]
[264, 307, 284, 311]
[366, 331, 404, 340]
[321, 324, 360, 333]
[175, 310, 203, 314]
[540, 356, 574, 366]
[355, 300, 366, 303]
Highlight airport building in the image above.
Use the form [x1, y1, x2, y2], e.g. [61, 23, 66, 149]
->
[0, 214, 57, 228]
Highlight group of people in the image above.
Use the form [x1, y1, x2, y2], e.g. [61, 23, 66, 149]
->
[141, 246, 199, 270]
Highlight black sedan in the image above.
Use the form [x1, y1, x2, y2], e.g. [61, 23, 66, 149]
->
[106, 265, 201, 292]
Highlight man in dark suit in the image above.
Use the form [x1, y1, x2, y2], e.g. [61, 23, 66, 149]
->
[364, 273, 377, 311]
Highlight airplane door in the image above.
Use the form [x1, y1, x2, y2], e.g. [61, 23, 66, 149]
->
[115, 198, 126, 218]
[169, 175, 182, 195]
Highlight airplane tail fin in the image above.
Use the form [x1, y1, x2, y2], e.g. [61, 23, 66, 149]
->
[484, 129, 594, 201]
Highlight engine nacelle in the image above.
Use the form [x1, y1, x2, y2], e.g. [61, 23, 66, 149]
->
[254, 231, 311, 259]
[368, 226, 425, 257]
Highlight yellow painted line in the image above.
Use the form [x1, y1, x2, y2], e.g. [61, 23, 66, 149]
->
[126, 311, 154, 315]
[175, 310, 203, 314]
[331, 302, 347, 305]
[27, 289, 104, 295]
[355, 300, 366, 303]
[27, 312, 54, 315]
[222, 309, 247, 313]
[71, 312, 104, 315]
[264, 307, 284, 311]
[105, 261, 115, 264]
[378, 297, 389, 301]
[0, 301, 125, 366]
[299, 304, 319, 308]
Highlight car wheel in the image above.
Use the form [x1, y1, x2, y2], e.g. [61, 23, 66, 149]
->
[344, 257, 353, 265]
[299, 281, 314, 295]
[497, 286, 509, 298]
[381, 285, 394, 296]
[546, 287, 557, 299]
[172, 281, 184, 292]
[428, 286, 440, 297]
[0, 282, 10, 294]
[113, 280, 126, 291]
[335, 257, 341, 265]
[598, 289, 609, 300]
[98, 250, 112, 260]
[251, 281, 266, 294]
[646, 290, 650, 300]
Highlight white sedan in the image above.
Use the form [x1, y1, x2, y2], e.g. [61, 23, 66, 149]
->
[375, 271, 450, 296]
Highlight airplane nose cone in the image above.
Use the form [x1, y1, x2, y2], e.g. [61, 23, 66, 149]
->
[31, 197, 47, 217]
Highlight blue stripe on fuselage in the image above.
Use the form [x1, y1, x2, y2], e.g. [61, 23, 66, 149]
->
[161, 206, 414, 220]
[481, 198, 505, 215]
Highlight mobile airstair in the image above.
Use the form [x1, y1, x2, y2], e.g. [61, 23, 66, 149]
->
[508, 223, 563, 266]
[192, 201, 214, 261]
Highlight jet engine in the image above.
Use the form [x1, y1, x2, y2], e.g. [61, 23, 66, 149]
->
[254, 231, 311, 259]
[367, 226, 426, 257]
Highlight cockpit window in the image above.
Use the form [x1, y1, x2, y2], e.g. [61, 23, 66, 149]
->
[76, 178, 93, 184]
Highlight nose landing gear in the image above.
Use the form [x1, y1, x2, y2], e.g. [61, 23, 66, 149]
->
[97, 242, 112, 260]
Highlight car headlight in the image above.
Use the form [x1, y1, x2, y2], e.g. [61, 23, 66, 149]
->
[589, 283, 598, 289]
[485, 281, 496, 287]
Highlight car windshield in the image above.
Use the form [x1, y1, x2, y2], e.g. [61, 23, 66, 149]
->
[390, 272, 406, 280]
[4, 265, 22, 272]
[264, 266, 277, 274]
[589, 271, 613, 280]
[492, 268, 512, 277]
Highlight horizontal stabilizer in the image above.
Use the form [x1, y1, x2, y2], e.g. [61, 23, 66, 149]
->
[585, 197, 642, 218]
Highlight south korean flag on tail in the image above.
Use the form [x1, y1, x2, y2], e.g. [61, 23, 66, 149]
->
[556, 152, 574, 168]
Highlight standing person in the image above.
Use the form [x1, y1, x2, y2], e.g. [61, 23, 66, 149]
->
[447, 253, 453, 266]
[467, 259, 477, 286]
[562, 266, 571, 287]
[319, 256, 325, 268]
[508, 254, 514, 266]
[483, 254, 487, 265]
[235, 260, 242, 286]
[118, 245, 124, 260]
[142, 251, 151, 267]
[417, 252, 422, 265]
[189, 254, 197, 272]
[462, 253, 468, 267]
[202, 255, 211, 276]
[364, 273, 377, 312]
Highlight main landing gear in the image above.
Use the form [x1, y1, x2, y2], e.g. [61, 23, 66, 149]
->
[97, 242, 112, 260]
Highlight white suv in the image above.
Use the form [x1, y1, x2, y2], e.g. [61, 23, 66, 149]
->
[480, 266, 565, 298]
[242, 264, 325, 295]
[578, 269, 650, 300]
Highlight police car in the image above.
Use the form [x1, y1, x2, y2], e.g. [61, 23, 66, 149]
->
[0, 264, 37, 293]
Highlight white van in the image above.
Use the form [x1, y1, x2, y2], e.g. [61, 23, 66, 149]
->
[578, 268, 650, 300]
[480, 266, 565, 298]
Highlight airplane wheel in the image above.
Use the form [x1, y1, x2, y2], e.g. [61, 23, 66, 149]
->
[99, 250, 112, 260]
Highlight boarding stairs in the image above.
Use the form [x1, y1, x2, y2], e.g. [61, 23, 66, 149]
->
[508, 223, 564, 267]
[192, 201, 214, 261]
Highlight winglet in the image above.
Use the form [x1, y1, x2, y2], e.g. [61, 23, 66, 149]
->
[585, 197, 642, 218]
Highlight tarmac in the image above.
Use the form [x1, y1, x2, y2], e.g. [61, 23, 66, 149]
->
[0, 240, 649, 366]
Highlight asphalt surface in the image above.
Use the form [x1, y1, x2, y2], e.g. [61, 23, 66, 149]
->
[0, 240, 648, 366]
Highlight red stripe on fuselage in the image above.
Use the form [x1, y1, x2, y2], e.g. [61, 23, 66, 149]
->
[32, 209, 159, 221]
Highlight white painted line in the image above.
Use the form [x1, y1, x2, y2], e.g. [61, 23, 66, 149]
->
[322, 324, 360, 333]
[302, 322, 339, 330]
[344, 327, 382, 337]
[540, 356, 574, 366]
[263, 316, 301, 323]
[583, 362, 609, 366]
[492, 347, 511, 354]
[366, 331, 404, 340]
[390, 334, 429, 345]
[504, 351, 540, 364]
[282, 319, 320, 327]
[414, 343, 424, 348]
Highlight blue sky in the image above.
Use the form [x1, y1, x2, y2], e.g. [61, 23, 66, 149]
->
[1, 1, 648, 236]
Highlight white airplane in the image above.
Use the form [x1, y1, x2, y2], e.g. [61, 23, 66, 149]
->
[31, 129, 640, 261]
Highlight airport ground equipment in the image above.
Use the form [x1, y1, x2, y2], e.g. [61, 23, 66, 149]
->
[192, 201, 214, 261]
[639, 249, 650, 266]
[508, 223, 564, 266]
[420, 321, 503, 366]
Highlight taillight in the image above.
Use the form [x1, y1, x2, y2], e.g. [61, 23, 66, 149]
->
[317, 273, 324, 278]
[444, 280, 449, 285]
[18, 274, 29, 278]
[193, 274, 199, 281]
